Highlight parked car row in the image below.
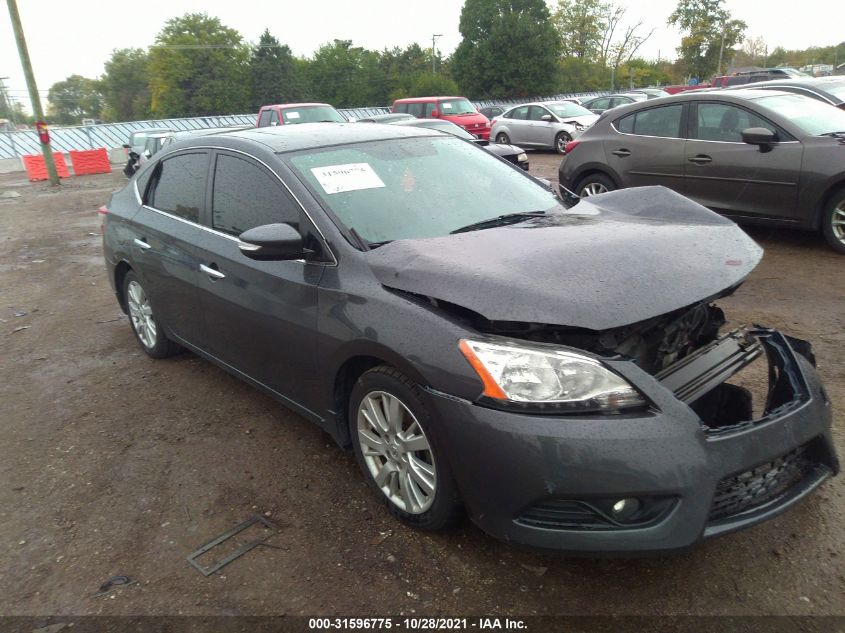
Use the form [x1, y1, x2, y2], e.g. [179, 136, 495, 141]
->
[558, 88, 845, 253]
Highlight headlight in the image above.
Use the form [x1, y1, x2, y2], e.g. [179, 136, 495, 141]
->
[459, 339, 646, 413]
[516, 152, 528, 163]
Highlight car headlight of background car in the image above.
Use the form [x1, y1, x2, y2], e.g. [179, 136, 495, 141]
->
[459, 339, 646, 413]
[516, 152, 528, 163]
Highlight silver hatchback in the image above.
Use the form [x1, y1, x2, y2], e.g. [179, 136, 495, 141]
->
[490, 101, 598, 154]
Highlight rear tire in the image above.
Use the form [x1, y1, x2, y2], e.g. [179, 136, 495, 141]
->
[575, 173, 616, 198]
[122, 271, 181, 358]
[495, 132, 510, 144]
[349, 366, 462, 531]
[555, 132, 572, 155]
[821, 189, 845, 254]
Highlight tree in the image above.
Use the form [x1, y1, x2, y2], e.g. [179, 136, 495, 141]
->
[408, 72, 460, 98]
[306, 40, 385, 107]
[452, 0, 561, 98]
[100, 48, 151, 121]
[553, 0, 606, 59]
[668, 0, 746, 80]
[47, 75, 103, 124]
[148, 13, 251, 117]
[248, 30, 306, 110]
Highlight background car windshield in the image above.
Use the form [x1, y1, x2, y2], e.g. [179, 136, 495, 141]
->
[288, 137, 559, 244]
[547, 102, 594, 118]
[823, 81, 845, 99]
[438, 99, 477, 115]
[753, 94, 845, 135]
[282, 106, 346, 124]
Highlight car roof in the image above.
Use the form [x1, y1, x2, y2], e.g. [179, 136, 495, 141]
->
[178, 121, 441, 154]
[261, 103, 332, 109]
[727, 77, 845, 97]
[393, 96, 465, 102]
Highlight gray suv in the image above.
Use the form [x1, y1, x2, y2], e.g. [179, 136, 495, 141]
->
[559, 90, 845, 253]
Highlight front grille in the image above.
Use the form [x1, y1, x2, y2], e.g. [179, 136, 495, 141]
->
[709, 442, 816, 522]
[516, 500, 614, 530]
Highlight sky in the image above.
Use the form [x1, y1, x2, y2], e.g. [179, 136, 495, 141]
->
[1, 0, 843, 113]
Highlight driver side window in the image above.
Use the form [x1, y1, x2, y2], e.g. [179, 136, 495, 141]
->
[693, 103, 775, 143]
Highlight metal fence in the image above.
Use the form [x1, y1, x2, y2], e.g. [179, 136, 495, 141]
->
[0, 95, 605, 160]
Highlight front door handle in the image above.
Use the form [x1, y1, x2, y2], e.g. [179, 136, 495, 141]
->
[688, 155, 713, 164]
[200, 263, 225, 280]
[133, 238, 151, 250]
[611, 148, 631, 157]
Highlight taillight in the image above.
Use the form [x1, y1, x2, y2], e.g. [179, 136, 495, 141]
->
[98, 205, 109, 233]
[564, 139, 580, 154]
[490, 118, 498, 126]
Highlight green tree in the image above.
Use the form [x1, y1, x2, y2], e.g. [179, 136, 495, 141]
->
[668, 0, 746, 80]
[148, 13, 251, 117]
[408, 72, 460, 97]
[452, 0, 561, 98]
[100, 48, 151, 121]
[553, 0, 607, 59]
[248, 29, 307, 110]
[306, 40, 385, 107]
[47, 75, 103, 124]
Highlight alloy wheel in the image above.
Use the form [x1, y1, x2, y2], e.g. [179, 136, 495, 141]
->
[495, 133, 509, 144]
[356, 390, 436, 514]
[126, 280, 157, 349]
[557, 134, 571, 153]
[833, 200, 845, 245]
[580, 182, 609, 197]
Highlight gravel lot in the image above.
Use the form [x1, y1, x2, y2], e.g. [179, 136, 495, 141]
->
[0, 152, 842, 620]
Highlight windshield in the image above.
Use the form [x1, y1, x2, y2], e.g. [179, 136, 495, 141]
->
[282, 105, 346, 124]
[439, 98, 477, 115]
[822, 81, 845, 100]
[287, 136, 560, 244]
[546, 102, 594, 118]
[753, 93, 845, 135]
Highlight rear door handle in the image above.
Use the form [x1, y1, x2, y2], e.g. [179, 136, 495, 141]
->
[611, 148, 631, 157]
[200, 263, 225, 280]
[688, 155, 713, 164]
[133, 238, 151, 250]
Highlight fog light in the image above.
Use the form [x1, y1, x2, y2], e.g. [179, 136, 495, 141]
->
[612, 498, 640, 517]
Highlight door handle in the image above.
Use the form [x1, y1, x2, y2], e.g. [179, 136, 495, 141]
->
[200, 263, 226, 280]
[133, 238, 151, 250]
[688, 155, 712, 164]
[611, 149, 631, 157]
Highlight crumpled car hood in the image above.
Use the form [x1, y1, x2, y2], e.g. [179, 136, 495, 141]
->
[364, 186, 763, 331]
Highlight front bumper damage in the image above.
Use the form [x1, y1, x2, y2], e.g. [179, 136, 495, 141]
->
[425, 327, 838, 554]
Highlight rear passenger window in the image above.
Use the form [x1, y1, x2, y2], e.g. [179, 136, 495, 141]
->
[148, 152, 208, 223]
[394, 103, 408, 114]
[211, 154, 300, 236]
[423, 102, 437, 118]
[408, 103, 425, 118]
[257, 110, 272, 127]
[621, 105, 683, 138]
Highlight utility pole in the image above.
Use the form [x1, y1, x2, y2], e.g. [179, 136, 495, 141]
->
[431, 34, 443, 74]
[6, 0, 60, 185]
[716, 23, 727, 76]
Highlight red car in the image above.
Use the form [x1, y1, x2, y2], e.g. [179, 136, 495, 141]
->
[256, 103, 347, 127]
[392, 96, 491, 139]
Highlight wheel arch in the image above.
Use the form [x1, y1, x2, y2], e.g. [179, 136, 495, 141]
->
[114, 260, 133, 314]
[572, 165, 622, 190]
[816, 179, 845, 229]
[330, 347, 430, 448]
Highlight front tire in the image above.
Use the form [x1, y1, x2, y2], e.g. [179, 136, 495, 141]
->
[575, 173, 616, 198]
[123, 271, 180, 358]
[495, 132, 510, 144]
[555, 132, 572, 155]
[349, 366, 462, 530]
[821, 189, 845, 254]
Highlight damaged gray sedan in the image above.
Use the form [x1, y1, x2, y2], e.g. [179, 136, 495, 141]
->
[102, 123, 838, 554]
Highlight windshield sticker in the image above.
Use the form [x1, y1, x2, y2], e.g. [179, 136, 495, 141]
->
[311, 163, 386, 195]
[442, 102, 452, 110]
[285, 111, 301, 119]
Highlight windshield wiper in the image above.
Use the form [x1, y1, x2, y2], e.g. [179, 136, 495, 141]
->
[450, 211, 547, 235]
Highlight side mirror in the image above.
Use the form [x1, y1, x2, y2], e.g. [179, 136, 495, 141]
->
[238, 223, 307, 261]
[559, 187, 581, 208]
[541, 114, 553, 122]
[430, 109, 440, 118]
[742, 127, 776, 150]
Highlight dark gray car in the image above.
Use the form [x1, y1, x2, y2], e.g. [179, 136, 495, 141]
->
[559, 89, 845, 253]
[102, 123, 837, 554]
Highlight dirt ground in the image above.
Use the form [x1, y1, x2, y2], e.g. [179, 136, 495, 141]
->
[0, 153, 842, 620]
